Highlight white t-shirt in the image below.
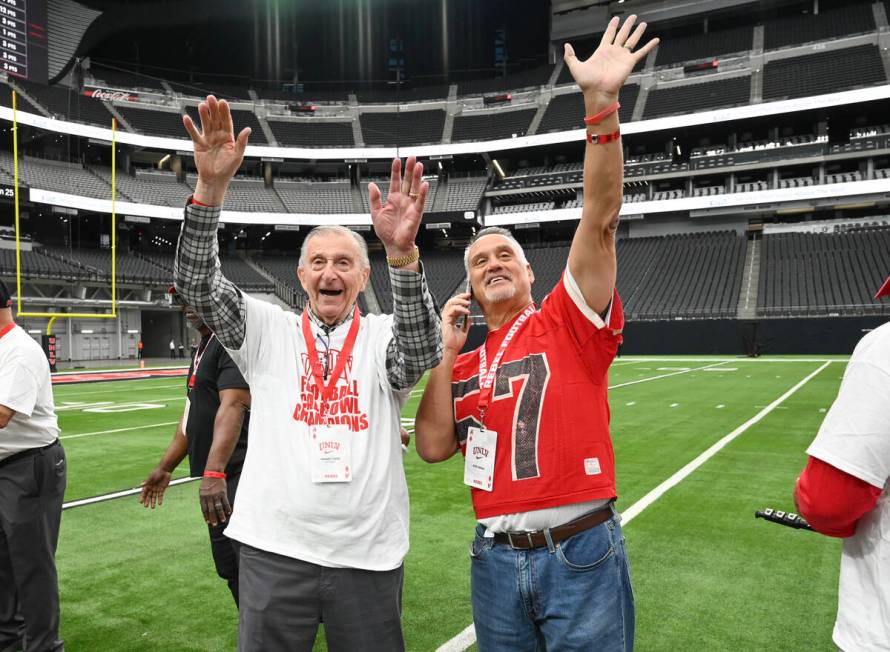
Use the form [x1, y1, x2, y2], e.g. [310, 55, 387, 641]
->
[0, 324, 59, 461]
[807, 321, 890, 652]
[223, 296, 411, 571]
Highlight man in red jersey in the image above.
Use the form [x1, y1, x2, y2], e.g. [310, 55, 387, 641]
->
[415, 16, 657, 651]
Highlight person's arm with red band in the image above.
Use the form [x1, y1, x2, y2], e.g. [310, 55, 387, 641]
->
[562, 16, 658, 315]
[794, 456, 882, 538]
[199, 387, 251, 527]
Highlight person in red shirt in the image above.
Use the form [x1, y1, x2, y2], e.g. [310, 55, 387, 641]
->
[415, 16, 657, 651]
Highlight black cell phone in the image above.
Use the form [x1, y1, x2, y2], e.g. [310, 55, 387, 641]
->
[456, 281, 473, 330]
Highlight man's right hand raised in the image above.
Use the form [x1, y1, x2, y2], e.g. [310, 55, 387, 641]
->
[182, 95, 251, 207]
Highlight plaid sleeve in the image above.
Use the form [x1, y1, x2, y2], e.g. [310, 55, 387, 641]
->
[385, 263, 443, 390]
[173, 202, 246, 349]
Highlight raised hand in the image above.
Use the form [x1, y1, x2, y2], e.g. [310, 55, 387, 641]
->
[564, 15, 659, 99]
[441, 292, 471, 355]
[139, 467, 172, 509]
[369, 156, 430, 259]
[182, 95, 252, 206]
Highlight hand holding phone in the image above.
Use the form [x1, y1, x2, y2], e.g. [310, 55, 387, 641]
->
[444, 283, 473, 355]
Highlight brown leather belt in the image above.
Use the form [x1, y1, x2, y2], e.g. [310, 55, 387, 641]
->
[492, 504, 614, 550]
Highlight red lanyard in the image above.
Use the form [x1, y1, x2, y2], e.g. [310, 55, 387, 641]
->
[0, 323, 15, 341]
[188, 334, 215, 389]
[301, 306, 361, 416]
[477, 303, 536, 421]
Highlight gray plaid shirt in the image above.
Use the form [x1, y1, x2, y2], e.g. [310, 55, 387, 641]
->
[174, 202, 442, 390]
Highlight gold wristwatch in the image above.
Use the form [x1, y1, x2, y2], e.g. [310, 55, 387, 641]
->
[386, 246, 420, 268]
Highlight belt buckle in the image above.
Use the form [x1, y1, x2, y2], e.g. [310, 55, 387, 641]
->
[507, 531, 535, 550]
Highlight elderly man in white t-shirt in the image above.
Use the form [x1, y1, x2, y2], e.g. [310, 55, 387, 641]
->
[794, 274, 890, 652]
[0, 279, 66, 652]
[174, 97, 442, 651]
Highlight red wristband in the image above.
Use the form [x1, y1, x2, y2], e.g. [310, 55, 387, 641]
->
[586, 129, 621, 145]
[203, 471, 226, 479]
[583, 101, 620, 125]
[188, 195, 212, 207]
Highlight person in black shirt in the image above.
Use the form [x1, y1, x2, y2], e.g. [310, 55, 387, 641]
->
[139, 287, 250, 606]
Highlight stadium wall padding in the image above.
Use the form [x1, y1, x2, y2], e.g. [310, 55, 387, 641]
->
[464, 316, 889, 356]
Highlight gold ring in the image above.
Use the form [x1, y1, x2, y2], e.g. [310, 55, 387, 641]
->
[623, 44, 633, 50]
[409, 192, 419, 198]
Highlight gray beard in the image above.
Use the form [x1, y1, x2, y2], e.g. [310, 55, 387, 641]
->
[483, 284, 517, 304]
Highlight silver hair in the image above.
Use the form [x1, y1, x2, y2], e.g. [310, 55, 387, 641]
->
[463, 226, 528, 274]
[298, 225, 370, 269]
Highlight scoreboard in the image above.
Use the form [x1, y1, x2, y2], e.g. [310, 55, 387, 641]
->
[0, 0, 47, 84]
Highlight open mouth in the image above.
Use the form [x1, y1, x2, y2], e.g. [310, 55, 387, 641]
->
[486, 275, 510, 287]
[320, 289, 344, 297]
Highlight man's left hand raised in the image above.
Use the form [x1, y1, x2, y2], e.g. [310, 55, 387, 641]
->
[183, 95, 252, 207]
[369, 156, 429, 271]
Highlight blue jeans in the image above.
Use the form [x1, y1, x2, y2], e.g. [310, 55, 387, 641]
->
[470, 508, 635, 652]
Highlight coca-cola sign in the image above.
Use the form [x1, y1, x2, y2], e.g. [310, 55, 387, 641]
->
[83, 87, 139, 102]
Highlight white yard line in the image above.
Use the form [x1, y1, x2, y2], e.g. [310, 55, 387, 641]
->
[61, 421, 180, 440]
[55, 383, 185, 398]
[56, 396, 187, 412]
[621, 361, 831, 524]
[62, 476, 198, 510]
[437, 360, 832, 652]
[609, 361, 729, 389]
[54, 365, 188, 376]
[437, 626, 478, 652]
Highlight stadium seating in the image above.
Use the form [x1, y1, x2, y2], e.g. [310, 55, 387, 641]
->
[275, 180, 356, 214]
[116, 105, 187, 138]
[267, 119, 355, 147]
[437, 176, 488, 212]
[655, 25, 753, 67]
[758, 227, 890, 316]
[763, 3, 875, 50]
[93, 168, 192, 207]
[0, 247, 88, 280]
[538, 85, 639, 133]
[457, 64, 554, 97]
[168, 81, 252, 101]
[643, 76, 751, 119]
[15, 80, 115, 126]
[218, 179, 286, 213]
[451, 108, 536, 142]
[359, 110, 446, 146]
[490, 201, 556, 214]
[762, 45, 886, 101]
[0, 153, 112, 199]
[219, 257, 274, 290]
[369, 248, 467, 313]
[616, 231, 747, 320]
[90, 65, 167, 91]
[42, 247, 170, 283]
[355, 83, 451, 103]
[0, 82, 46, 115]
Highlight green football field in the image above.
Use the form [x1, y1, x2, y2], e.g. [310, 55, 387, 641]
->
[52, 356, 850, 651]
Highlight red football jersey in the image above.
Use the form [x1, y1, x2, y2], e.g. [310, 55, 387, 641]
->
[452, 273, 624, 519]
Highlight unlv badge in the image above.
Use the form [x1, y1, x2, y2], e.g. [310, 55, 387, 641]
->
[464, 427, 497, 492]
[310, 426, 353, 483]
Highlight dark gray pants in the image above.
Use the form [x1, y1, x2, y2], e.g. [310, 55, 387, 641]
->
[0, 441, 66, 652]
[208, 474, 240, 606]
[238, 544, 404, 652]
